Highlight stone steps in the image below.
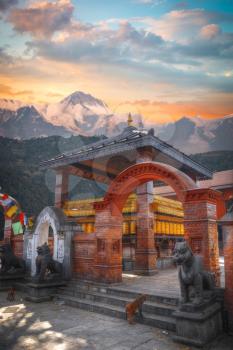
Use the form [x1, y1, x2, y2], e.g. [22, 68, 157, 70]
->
[54, 280, 178, 332]
[54, 293, 176, 331]
[67, 279, 179, 304]
[58, 287, 176, 317]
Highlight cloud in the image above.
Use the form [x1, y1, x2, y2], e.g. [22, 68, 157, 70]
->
[0, 83, 32, 97]
[0, 83, 14, 95]
[1, 7, 233, 106]
[136, 9, 233, 44]
[0, 0, 18, 12]
[26, 20, 166, 65]
[200, 24, 220, 39]
[134, 0, 165, 4]
[123, 94, 233, 121]
[0, 47, 14, 64]
[8, 0, 74, 38]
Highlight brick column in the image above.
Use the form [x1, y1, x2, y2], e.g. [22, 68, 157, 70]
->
[135, 148, 157, 275]
[93, 202, 123, 283]
[54, 169, 69, 208]
[184, 188, 221, 284]
[219, 211, 233, 332]
[4, 219, 12, 241]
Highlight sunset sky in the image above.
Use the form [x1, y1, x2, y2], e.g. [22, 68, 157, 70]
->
[0, 0, 233, 123]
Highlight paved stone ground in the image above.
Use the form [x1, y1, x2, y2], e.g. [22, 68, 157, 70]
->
[118, 262, 225, 295]
[0, 291, 232, 350]
[119, 268, 180, 297]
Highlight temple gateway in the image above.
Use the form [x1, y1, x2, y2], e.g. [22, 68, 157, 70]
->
[38, 119, 222, 283]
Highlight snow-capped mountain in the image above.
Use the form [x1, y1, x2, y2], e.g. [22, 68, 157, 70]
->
[0, 105, 71, 139]
[155, 115, 233, 153]
[37, 91, 111, 134]
[0, 91, 232, 153]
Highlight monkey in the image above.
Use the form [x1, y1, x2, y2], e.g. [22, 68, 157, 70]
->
[6, 287, 15, 302]
[125, 294, 147, 324]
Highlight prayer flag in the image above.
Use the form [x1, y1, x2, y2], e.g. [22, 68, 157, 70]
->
[19, 212, 24, 225]
[12, 221, 23, 235]
[5, 205, 18, 218]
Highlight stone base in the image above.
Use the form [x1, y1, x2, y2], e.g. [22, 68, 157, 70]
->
[25, 281, 66, 303]
[122, 259, 134, 271]
[134, 268, 158, 276]
[156, 257, 175, 270]
[0, 274, 26, 291]
[173, 301, 223, 348]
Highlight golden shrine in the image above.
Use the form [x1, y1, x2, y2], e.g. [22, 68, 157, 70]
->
[63, 194, 184, 269]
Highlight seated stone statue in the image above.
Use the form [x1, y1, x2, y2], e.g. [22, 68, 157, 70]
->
[0, 243, 25, 274]
[34, 242, 62, 283]
[173, 241, 215, 306]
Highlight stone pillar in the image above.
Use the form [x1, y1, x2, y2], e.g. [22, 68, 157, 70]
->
[184, 188, 221, 284]
[135, 148, 157, 275]
[23, 228, 33, 273]
[219, 210, 233, 332]
[54, 168, 69, 208]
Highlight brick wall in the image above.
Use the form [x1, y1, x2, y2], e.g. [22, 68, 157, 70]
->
[184, 189, 221, 284]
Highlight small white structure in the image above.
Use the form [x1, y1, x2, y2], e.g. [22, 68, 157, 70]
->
[31, 207, 66, 275]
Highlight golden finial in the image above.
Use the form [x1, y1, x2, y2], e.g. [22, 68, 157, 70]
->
[127, 112, 133, 126]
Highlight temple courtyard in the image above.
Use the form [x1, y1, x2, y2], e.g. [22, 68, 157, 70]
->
[0, 266, 231, 350]
[0, 291, 232, 350]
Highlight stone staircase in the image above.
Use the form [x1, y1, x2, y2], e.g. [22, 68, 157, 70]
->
[54, 279, 178, 332]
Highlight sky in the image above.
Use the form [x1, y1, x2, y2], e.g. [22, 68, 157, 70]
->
[0, 0, 233, 123]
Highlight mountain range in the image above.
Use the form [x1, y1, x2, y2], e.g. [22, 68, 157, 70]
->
[0, 91, 232, 154]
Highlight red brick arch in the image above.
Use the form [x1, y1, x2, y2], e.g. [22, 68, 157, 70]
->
[99, 162, 198, 215]
[92, 162, 221, 284]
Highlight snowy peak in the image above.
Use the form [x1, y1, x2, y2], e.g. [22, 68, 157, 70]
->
[0, 91, 232, 154]
[61, 91, 108, 109]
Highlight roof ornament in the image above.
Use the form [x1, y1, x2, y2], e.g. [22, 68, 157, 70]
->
[127, 113, 133, 127]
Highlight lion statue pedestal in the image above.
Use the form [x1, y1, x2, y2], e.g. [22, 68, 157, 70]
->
[172, 241, 223, 347]
[25, 243, 66, 302]
[0, 243, 26, 291]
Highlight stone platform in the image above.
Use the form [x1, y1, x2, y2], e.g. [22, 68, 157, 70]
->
[24, 281, 67, 303]
[54, 268, 180, 332]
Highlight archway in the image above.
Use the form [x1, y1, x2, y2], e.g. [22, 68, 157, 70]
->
[31, 207, 66, 275]
[93, 162, 199, 283]
[103, 162, 197, 214]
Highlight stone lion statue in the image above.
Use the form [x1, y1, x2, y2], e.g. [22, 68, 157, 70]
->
[0, 243, 25, 274]
[173, 241, 215, 306]
[34, 242, 62, 283]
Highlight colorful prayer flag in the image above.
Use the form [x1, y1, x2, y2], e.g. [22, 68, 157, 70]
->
[12, 221, 23, 235]
[5, 205, 18, 218]
[19, 212, 24, 225]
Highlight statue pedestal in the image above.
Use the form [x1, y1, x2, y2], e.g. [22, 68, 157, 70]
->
[0, 274, 25, 291]
[173, 299, 223, 348]
[25, 281, 66, 303]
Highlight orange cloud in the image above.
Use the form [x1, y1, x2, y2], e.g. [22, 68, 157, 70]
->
[122, 95, 233, 123]
[8, 0, 74, 38]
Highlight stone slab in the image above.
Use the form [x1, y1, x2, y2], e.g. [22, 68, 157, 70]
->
[25, 281, 66, 303]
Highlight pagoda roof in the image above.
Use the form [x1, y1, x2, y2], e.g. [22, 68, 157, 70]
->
[41, 126, 212, 180]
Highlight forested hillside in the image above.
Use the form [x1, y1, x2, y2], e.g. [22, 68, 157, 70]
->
[0, 135, 104, 216]
[1, 136, 232, 217]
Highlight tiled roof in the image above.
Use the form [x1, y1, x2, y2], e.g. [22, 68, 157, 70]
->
[40, 126, 212, 179]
